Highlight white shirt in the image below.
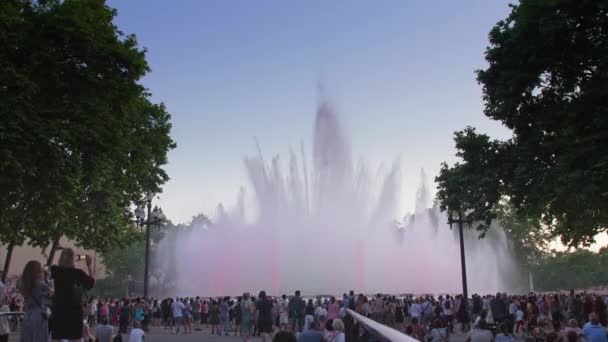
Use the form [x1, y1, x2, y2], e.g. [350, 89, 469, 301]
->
[509, 303, 517, 315]
[279, 300, 288, 314]
[95, 324, 113, 342]
[421, 301, 433, 315]
[410, 303, 421, 318]
[430, 328, 449, 342]
[0, 304, 10, 335]
[89, 300, 97, 315]
[515, 309, 524, 321]
[329, 332, 345, 342]
[373, 299, 384, 313]
[315, 306, 327, 318]
[172, 301, 184, 318]
[442, 300, 453, 316]
[468, 329, 493, 342]
[128, 328, 145, 342]
[362, 303, 371, 315]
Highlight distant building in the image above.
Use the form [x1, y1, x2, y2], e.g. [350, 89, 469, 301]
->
[0, 237, 106, 285]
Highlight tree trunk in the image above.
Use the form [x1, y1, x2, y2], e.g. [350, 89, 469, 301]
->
[46, 236, 60, 266]
[1, 244, 14, 283]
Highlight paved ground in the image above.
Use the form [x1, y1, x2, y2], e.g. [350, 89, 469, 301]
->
[7, 325, 469, 341]
[133, 326, 468, 342]
[132, 326, 245, 342]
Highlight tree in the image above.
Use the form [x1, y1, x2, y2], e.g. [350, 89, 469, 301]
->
[437, 0, 608, 247]
[100, 218, 185, 297]
[0, 0, 175, 256]
[494, 202, 551, 268]
[435, 127, 510, 235]
[532, 247, 608, 291]
[102, 231, 146, 298]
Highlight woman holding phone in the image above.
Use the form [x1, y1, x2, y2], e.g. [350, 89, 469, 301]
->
[50, 248, 95, 342]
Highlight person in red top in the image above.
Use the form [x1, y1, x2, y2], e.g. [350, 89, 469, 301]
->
[201, 301, 207, 328]
[356, 295, 365, 314]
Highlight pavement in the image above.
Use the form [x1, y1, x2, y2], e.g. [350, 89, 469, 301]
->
[131, 326, 245, 341]
[7, 324, 470, 341]
[118, 325, 469, 342]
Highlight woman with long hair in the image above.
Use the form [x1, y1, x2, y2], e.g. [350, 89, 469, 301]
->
[49, 248, 95, 342]
[19, 260, 52, 342]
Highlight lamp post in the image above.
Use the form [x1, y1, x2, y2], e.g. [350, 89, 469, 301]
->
[134, 193, 165, 299]
[447, 209, 471, 324]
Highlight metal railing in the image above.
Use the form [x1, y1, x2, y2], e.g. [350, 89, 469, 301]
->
[346, 309, 417, 342]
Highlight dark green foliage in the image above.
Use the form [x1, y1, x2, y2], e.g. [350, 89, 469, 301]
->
[100, 216, 209, 297]
[437, 0, 608, 247]
[435, 127, 511, 235]
[0, 0, 175, 251]
[532, 247, 608, 291]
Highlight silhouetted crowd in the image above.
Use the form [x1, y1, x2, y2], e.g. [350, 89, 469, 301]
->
[5, 271, 608, 342]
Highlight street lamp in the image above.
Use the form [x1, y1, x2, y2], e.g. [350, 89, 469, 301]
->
[447, 209, 472, 328]
[136, 192, 165, 299]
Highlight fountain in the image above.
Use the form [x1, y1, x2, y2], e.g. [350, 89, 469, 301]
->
[159, 99, 520, 297]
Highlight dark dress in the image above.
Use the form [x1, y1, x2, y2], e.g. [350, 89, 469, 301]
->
[256, 299, 273, 333]
[49, 266, 94, 339]
[209, 304, 220, 325]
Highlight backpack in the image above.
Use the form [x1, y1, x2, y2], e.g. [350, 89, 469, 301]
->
[112, 334, 123, 342]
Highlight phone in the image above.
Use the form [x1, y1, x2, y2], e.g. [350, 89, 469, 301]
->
[77, 255, 87, 261]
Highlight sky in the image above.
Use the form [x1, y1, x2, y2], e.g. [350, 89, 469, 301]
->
[107, 0, 517, 224]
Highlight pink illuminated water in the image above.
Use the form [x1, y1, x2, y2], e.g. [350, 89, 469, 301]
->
[159, 100, 520, 296]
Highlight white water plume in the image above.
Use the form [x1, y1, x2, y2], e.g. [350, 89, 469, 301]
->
[158, 99, 520, 297]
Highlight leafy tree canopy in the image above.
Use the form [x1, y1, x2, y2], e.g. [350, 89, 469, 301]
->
[532, 247, 608, 291]
[100, 213, 211, 297]
[436, 0, 608, 247]
[0, 0, 175, 251]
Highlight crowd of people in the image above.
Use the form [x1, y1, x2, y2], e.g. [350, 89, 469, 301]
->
[3, 255, 608, 342]
[43, 290, 608, 342]
[97, 290, 349, 342]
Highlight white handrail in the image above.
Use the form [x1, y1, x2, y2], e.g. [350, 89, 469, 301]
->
[347, 309, 417, 342]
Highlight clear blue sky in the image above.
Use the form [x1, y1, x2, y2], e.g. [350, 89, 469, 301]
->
[108, 0, 514, 224]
